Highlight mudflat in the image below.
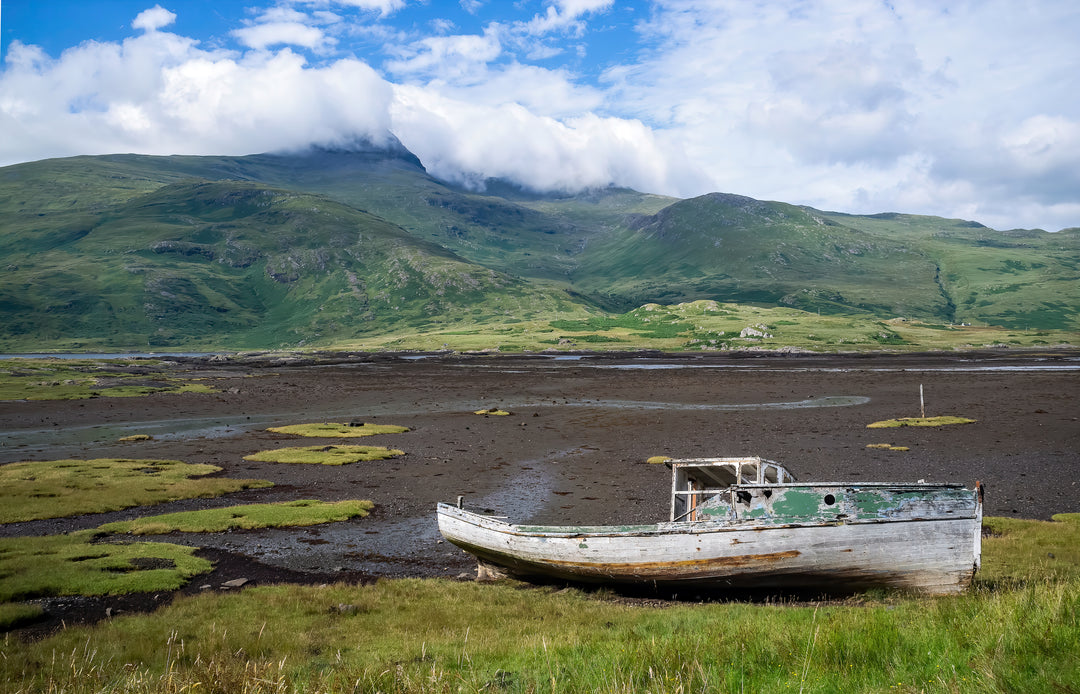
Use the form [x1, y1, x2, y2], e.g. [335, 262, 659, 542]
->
[2, 351, 1078, 626]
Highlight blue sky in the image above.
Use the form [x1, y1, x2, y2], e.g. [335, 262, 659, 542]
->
[2, 0, 1079, 231]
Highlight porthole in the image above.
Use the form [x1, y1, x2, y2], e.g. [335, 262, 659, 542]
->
[824, 494, 836, 506]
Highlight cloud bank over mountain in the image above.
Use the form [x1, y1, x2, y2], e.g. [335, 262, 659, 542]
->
[1, 0, 1078, 231]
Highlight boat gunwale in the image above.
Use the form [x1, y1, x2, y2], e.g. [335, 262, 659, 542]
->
[436, 502, 980, 539]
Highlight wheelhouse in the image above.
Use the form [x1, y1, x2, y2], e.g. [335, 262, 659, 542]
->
[669, 457, 795, 522]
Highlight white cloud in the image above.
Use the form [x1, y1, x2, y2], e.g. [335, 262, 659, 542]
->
[595, 0, 1080, 229]
[520, 0, 614, 37]
[460, 0, 484, 15]
[132, 5, 177, 33]
[386, 29, 502, 80]
[390, 84, 701, 194]
[0, 26, 394, 162]
[331, 0, 408, 17]
[233, 22, 333, 52]
[232, 7, 338, 52]
[552, 0, 615, 20]
[1, 0, 1078, 231]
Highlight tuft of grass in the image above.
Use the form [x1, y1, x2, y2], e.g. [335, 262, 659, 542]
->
[865, 443, 910, 451]
[0, 459, 272, 523]
[0, 602, 44, 630]
[97, 500, 374, 535]
[473, 408, 511, 416]
[118, 434, 153, 442]
[243, 445, 404, 465]
[646, 456, 672, 464]
[980, 513, 1080, 583]
[0, 530, 213, 603]
[867, 416, 976, 428]
[266, 422, 410, 437]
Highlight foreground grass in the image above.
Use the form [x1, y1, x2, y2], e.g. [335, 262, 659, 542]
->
[0, 359, 215, 401]
[2, 576, 1076, 693]
[0, 459, 272, 523]
[0, 530, 212, 603]
[267, 422, 410, 438]
[1, 515, 1077, 693]
[243, 446, 404, 465]
[98, 500, 375, 535]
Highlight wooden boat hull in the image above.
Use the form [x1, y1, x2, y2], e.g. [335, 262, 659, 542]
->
[437, 500, 982, 595]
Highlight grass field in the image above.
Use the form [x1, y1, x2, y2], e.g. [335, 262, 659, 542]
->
[333, 300, 1078, 353]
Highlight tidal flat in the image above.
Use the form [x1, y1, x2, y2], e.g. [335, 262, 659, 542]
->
[1, 351, 1077, 631]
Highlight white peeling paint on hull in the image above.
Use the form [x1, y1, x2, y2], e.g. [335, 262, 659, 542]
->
[437, 504, 981, 595]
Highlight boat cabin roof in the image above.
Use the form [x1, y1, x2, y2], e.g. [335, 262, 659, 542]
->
[667, 456, 795, 487]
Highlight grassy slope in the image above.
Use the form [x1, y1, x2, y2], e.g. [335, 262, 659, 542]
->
[0, 176, 592, 350]
[570, 193, 951, 318]
[821, 212, 1080, 330]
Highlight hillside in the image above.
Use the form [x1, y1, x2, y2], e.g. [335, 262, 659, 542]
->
[0, 142, 1077, 351]
[566, 193, 948, 317]
[0, 178, 588, 350]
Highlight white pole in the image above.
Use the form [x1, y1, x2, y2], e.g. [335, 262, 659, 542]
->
[920, 383, 925, 419]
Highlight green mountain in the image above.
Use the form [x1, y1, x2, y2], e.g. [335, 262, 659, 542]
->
[0, 140, 1077, 351]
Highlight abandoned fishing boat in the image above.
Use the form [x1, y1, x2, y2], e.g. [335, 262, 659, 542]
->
[436, 457, 983, 595]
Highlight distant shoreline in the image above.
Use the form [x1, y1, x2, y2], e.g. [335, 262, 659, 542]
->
[4, 346, 1079, 365]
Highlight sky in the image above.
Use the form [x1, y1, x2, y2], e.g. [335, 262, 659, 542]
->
[1, 1, 1079, 231]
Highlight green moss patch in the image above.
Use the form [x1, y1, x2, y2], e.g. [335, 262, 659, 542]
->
[0, 360, 216, 401]
[0, 459, 272, 523]
[243, 445, 404, 465]
[267, 422, 410, 438]
[865, 443, 911, 451]
[97, 500, 374, 535]
[0, 530, 212, 603]
[866, 416, 976, 429]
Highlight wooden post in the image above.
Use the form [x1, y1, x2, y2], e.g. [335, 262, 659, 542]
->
[920, 384, 925, 419]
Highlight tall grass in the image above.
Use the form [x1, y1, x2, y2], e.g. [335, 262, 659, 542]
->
[3, 515, 1077, 692]
[3, 575, 1077, 693]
